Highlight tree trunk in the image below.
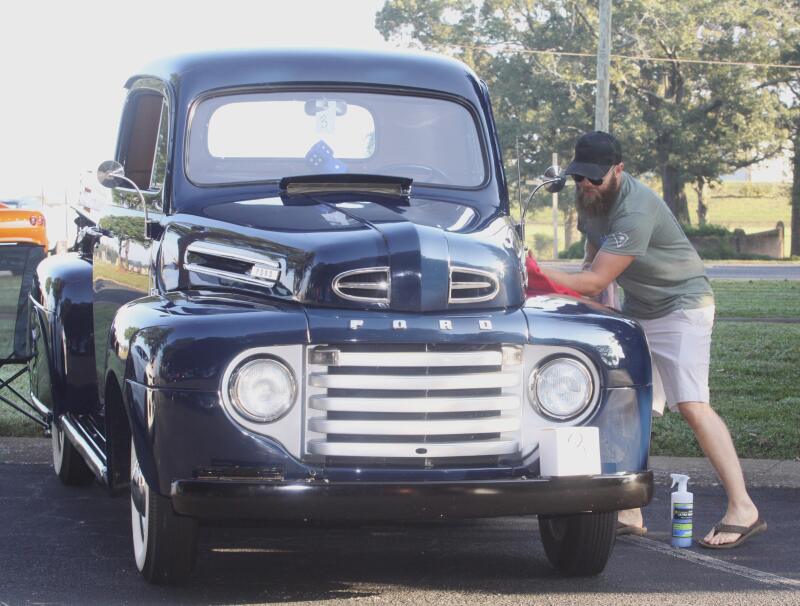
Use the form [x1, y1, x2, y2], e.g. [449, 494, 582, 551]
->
[563, 206, 576, 249]
[695, 177, 708, 227]
[661, 164, 690, 224]
[792, 120, 800, 257]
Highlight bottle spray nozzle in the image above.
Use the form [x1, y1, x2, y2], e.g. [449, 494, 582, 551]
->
[670, 473, 690, 491]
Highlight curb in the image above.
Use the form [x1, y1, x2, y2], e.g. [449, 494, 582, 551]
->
[715, 317, 800, 323]
[650, 455, 800, 489]
[3, 438, 799, 488]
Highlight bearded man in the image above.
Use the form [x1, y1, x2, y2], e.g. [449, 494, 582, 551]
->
[541, 131, 765, 549]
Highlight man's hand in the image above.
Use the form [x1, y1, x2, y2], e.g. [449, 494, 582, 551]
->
[541, 251, 634, 297]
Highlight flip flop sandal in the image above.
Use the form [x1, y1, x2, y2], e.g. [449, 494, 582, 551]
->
[616, 521, 648, 536]
[698, 518, 767, 549]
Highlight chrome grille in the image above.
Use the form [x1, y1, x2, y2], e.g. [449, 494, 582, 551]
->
[332, 267, 390, 304]
[305, 344, 523, 465]
[449, 267, 499, 304]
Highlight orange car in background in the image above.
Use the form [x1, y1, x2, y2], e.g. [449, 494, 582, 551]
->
[0, 197, 48, 250]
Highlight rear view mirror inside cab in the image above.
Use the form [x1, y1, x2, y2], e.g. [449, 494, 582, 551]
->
[303, 99, 348, 116]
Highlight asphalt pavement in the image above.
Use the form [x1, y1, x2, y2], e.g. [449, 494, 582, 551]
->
[1, 438, 799, 605]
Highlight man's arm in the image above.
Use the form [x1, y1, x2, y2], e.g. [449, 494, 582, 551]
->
[541, 250, 634, 297]
[582, 239, 599, 270]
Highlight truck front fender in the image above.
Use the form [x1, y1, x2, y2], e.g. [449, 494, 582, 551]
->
[523, 296, 653, 473]
[30, 253, 97, 417]
[106, 292, 310, 494]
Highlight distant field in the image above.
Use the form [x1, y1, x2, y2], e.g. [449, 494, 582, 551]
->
[521, 180, 794, 259]
[686, 182, 790, 226]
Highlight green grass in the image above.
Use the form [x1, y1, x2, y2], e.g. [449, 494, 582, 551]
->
[0, 364, 42, 437]
[651, 278, 800, 458]
[0, 273, 23, 357]
[0, 269, 44, 437]
[713, 280, 800, 319]
[686, 182, 790, 227]
[651, 321, 800, 460]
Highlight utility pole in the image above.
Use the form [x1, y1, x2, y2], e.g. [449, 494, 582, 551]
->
[64, 190, 69, 253]
[516, 136, 522, 217]
[595, 0, 612, 132]
[552, 152, 559, 259]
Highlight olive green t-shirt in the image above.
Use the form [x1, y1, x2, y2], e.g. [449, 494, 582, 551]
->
[578, 173, 714, 319]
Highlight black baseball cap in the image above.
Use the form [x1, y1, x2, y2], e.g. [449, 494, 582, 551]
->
[564, 131, 623, 180]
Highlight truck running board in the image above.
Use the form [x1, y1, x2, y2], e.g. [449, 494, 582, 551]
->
[60, 414, 108, 486]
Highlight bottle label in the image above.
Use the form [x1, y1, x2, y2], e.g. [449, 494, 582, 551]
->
[672, 503, 692, 538]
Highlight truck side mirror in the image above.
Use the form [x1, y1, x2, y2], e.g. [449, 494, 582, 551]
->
[96, 160, 127, 189]
[543, 165, 566, 194]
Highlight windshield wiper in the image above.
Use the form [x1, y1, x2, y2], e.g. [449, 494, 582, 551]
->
[279, 174, 412, 199]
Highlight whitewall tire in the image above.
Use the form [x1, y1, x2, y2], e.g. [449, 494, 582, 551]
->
[51, 417, 93, 486]
[130, 438, 197, 584]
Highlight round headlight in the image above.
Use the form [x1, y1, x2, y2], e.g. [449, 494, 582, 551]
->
[530, 357, 593, 420]
[228, 358, 296, 423]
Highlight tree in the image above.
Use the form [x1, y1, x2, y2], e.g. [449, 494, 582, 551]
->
[778, 10, 800, 257]
[377, 0, 596, 228]
[376, 0, 792, 224]
[611, 1, 791, 222]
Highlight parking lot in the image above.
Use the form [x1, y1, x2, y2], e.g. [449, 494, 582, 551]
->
[1, 439, 798, 606]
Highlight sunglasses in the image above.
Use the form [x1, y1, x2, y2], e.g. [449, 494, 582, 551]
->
[572, 165, 615, 186]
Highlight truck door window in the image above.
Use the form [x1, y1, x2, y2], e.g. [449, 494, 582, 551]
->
[119, 93, 166, 191]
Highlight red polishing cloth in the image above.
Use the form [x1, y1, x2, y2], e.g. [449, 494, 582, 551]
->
[525, 255, 582, 298]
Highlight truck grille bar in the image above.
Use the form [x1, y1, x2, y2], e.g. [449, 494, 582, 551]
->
[305, 345, 524, 465]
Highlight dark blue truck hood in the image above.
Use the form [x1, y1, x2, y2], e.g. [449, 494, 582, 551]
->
[159, 192, 525, 312]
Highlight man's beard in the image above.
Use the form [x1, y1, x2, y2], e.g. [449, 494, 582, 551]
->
[575, 176, 620, 217]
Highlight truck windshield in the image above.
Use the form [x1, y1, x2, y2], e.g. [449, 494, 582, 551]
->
[187, 91, 487, 188]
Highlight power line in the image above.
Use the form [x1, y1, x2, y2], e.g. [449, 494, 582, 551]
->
[450, 44, 800, 71]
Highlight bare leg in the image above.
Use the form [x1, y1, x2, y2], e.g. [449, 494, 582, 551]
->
[677, 402, 759, 545]
[617, 508, 644, 529]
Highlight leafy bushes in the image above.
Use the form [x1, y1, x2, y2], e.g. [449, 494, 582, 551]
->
[681, 224, 773, 260]
[554, 228, 773, 260]
[681, 223, 731, 237]
[532, 233, 554, 258]
[559, 238, 586, 259]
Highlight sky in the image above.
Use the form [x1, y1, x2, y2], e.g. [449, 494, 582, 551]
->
[2, 0, 788, 226]
[0, 0, 393, 204]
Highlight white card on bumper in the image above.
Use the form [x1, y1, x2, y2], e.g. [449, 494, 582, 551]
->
[539, 427, 601, 477]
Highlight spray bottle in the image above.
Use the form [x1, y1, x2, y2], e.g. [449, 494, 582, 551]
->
[670, 473, 693, 547]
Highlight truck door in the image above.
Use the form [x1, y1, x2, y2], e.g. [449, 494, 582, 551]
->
[93, 81, 169, 402]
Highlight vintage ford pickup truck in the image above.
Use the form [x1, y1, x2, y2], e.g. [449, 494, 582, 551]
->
[29, 49, 653, 583]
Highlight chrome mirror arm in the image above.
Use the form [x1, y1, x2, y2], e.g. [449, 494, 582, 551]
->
[518, 176, 566, 245]
[96, 160, 150, 240]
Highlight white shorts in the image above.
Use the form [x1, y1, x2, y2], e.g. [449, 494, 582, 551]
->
[637, 305, 715, 415]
